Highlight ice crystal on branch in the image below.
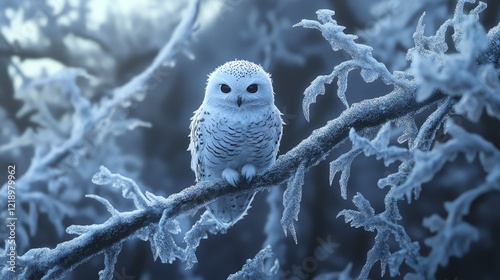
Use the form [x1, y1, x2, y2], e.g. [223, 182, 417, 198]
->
[338, 193, 421, 278]
[92, 166, 151, 210]
[183, 211, 227, 269]
[408, 0, 500, 121]
[294, 9, 408, 121]
[227, 245, 279, 280]
[280, 162, 306, 243]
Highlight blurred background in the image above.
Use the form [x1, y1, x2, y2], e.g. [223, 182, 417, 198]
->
[1, 0, 499, 279]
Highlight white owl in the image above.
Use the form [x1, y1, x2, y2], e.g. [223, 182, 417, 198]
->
[189, 60, 283, 226]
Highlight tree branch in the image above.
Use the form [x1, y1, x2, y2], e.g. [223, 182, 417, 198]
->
[0, 0, 201, 270]
[0, 0, 200, 201]
[20, 86, 444, 278]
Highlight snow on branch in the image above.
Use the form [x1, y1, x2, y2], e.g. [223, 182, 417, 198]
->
[389, 120, 500, 201]
[93, 0, 200, 122]
[227, 245, 279, 280]
[329, 147, 362, 200]
[280, 161, 306, 244]
[339, 120, 500, 278]
[92, 166, 151, 210]
[183, 211, 227, 269]
[338, 193, 421, 278]
[294, 9, 410, 120]
[417, 168, 500, 279]
[329, 96, 454, 201]
[408, 0, 499, 121]
[0, 0, 200, 249]
[349, 118, 499, 204]
[478, 23, 500, 69]
[329, 0, 497, 204]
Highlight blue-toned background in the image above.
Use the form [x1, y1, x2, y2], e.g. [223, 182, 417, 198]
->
[1, 0, 499, 279]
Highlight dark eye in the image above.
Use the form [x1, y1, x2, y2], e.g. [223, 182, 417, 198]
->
[246, 84, 258, 93]
[220, 84, 231, 93]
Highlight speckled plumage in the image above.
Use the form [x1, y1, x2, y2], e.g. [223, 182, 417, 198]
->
[189, 60, 283, 226]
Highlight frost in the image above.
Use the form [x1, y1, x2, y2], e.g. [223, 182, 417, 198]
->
[329, 148, 362, 200]
[227, 245, 279, 280]
[183, 211, 227, 269]
[390, 120, 500, 201]
[378, 97, 454, 195]
[325, 0, 499, 278]
[410, 168, 500, 279]
[408, 0, 500, 121]
[98, 242, 123, 280]
[338, 193, 421, 278]
[150, 211, 186, 264]
[92, 166, 151, 210]
[351, 124, 411, 166]
[359, 1, 450, 70]
[338, 118, 499, 277]
[395, 115, 418, 148]
[331, 124, 410, 200]
[280, 162, 306, 244]
[360, 69, 379, 83]
[263, 187, 287, 265]
[295, 9, 407, 121]
[61, 167, 192, 278]
[84, 194, 119, 216]
[478, 23, 500, 68]
[88, 167, 188, 266]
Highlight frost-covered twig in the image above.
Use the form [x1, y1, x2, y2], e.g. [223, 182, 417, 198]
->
[90, 0, 200, 124]
[294, 9, 411, 120]
[183, 211, 227, 269]
[389, 121, 500, 200]
[417, 168, 500, 279]
[0, 0, 200, 247]
[227, 245, 279, 280]
[280, 162, 306, 243]
[408, 0, 500, 121]
[358, 0, 450, 70]
[338, 194, 422, 278]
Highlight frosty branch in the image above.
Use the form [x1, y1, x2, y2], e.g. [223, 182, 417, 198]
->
[0, 0, 200, 249]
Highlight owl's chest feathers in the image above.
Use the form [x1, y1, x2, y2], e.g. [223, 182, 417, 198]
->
[204, 109, 275, 168]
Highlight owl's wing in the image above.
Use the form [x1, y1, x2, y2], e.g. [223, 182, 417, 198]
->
[188, 107, 207, 182]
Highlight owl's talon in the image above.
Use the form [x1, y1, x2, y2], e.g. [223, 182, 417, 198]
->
[241, 164, 256, 183]
[222, 168, 239, 187]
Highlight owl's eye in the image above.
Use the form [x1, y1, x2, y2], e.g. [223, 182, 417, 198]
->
[220, 84, 231, 93]
[246, 84, 258, 93]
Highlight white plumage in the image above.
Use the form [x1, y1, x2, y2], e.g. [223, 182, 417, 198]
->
[188, 60, 283, 226]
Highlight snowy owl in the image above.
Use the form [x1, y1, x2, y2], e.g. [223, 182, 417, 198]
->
[188, 60, 283, 226]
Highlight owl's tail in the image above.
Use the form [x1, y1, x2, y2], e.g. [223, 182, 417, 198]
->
[207, 193, 255, 226]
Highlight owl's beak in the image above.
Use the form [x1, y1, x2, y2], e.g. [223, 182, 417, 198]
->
[237, 96, 243, 107]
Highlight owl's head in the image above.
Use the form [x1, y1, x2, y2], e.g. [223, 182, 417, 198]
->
[204, 60, 275, 110]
